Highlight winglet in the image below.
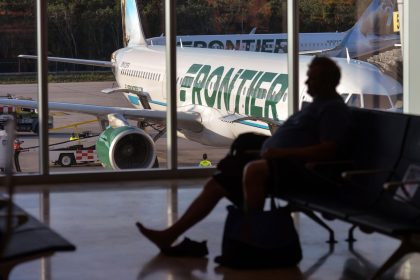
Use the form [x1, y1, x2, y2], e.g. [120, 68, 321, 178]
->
[121, 0, 147, 47]
[346, 48, 350, 64]
[249, 27, 257, 34]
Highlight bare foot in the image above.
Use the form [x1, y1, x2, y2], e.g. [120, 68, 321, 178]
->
[135, 222, 176, 250]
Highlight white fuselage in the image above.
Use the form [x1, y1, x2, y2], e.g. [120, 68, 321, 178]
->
[148, 33, 346, 53]
[112, 45, 402, 147]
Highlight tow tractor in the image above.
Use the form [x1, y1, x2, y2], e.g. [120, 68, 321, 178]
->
[49, 137, 99, 167]
[48, 119, 100, 167]
[15, 120, 101, 169]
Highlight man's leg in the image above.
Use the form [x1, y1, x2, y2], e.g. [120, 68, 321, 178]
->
[243, 159, 269, 211]
[137, 177, 227, 249]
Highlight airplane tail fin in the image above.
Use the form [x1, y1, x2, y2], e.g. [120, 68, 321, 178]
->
[354, 0, 396, 37]
[121, 0, 147, 47]
[330, 0, 399, 58]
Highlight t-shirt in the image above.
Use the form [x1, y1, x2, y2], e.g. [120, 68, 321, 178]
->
[261, 95, 352, 158]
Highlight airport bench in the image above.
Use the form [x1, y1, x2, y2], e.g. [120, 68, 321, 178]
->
[0, 201, 76, 279]
[274, 108, 420, 279]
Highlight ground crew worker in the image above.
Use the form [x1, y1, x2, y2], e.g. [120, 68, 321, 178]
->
[13, 138, 23, 172]
[199, 153, 212, 167]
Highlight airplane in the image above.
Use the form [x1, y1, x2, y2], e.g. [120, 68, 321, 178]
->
[0, 0, 403, 171]
[147, 0, 400, 59]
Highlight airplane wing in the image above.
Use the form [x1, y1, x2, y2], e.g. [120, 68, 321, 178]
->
[18, 55, 112, 68]
[0, 98, 203, 133]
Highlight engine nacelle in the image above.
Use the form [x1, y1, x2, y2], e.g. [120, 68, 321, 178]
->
[96, 126, 155, 169]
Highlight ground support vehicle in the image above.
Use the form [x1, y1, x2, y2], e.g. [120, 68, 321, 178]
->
[48, 134, 100, 167]
[16, 134, 100, 168]
[50, 144, 98, 167]
[0, 104, 53, 133]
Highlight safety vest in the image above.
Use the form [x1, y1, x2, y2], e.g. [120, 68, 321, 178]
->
[199, 160, 212, 167]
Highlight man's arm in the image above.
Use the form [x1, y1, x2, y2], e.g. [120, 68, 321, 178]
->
[261, 140, 337, 162]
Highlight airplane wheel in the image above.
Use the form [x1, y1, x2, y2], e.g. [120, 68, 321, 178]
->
[59, 154, 75, 167]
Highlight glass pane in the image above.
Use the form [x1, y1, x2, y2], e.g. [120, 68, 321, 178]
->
[165, 0, 289, 167]
[299, 0, 402, 112]
[0, 1, 39, 174]
[1, 0, 172, 174]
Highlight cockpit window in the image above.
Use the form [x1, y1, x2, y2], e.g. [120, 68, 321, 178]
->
[363, 94, 392, 110]
[390, 93, 403, 110]
[340, 93, 349, 101]
[346, 94, 361, 108]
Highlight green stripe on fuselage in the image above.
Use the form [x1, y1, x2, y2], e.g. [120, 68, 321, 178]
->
[180, 64, 288, 121]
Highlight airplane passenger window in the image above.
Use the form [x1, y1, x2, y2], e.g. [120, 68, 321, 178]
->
[347, 94, 361, 108]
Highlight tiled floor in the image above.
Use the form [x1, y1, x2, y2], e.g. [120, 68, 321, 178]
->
[8, 183, 420, 280]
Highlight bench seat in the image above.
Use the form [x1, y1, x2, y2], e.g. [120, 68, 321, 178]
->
[272, 108, 420, 279]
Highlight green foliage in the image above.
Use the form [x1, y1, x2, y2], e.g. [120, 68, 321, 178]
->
[48, 0, 122, 59]
[0, 0, 366, 67]
[177, 0, 214, 34]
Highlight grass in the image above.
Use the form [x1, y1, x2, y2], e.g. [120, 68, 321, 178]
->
[0, 72, 115, 84]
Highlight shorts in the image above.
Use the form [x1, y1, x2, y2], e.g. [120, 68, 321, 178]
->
[213, 158, 321, 208]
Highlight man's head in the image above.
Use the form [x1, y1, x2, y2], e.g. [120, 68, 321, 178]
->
[305, 57, 341, 98]
[203, 153, 208, 160]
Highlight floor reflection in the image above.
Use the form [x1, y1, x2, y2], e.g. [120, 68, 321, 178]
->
[138, 253, 306, 280]
[339, 246, 413, 280]
[138, 254, 208, 280]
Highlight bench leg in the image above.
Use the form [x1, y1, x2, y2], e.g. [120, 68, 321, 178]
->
[298, 209, 337, 244]
[370, 237, 416, 280]
[346, 225, 357, 245]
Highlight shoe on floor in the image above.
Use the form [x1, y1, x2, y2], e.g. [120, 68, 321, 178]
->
[162, 237, 208, 257]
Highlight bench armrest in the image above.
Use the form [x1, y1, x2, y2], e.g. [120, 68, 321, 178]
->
[383, 180, 420, 211]
[341, 169, 393, 180]
[303, 161, 355, 188]
[383, 180, 420, 191]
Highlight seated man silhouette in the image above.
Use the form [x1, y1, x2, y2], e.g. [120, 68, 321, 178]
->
[137, 56, 353, 252]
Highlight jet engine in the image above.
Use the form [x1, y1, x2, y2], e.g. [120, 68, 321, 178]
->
[96, 126, 156, 169]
